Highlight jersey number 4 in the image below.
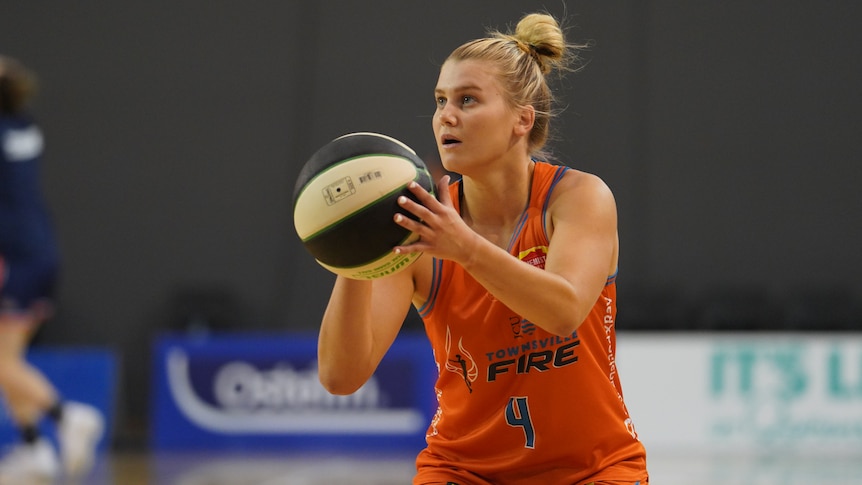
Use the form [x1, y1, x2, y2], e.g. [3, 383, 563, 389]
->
[505, 396, 536, 449]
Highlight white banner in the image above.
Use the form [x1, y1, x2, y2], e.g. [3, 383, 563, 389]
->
[616, 333, 862, 455]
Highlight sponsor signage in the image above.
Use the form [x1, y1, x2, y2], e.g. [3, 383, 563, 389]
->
[150, 332, 437, 451]
[0, 347, 116, 451]
[617, 333, 862, 455]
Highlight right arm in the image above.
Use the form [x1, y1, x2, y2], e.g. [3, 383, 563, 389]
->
[317, 267, 415, 395]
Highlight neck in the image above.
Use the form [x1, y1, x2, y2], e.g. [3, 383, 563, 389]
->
[459, 159, 535, 246]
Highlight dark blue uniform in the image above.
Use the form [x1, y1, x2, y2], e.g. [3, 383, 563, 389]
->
[0, 114, 60, 315]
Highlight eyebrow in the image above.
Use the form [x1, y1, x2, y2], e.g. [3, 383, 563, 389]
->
[434, 84, 483, 95]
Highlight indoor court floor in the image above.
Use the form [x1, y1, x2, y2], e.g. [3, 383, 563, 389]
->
[82, 449, 862, 485]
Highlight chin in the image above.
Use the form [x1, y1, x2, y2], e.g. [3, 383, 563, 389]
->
[440, 158, 460, 174]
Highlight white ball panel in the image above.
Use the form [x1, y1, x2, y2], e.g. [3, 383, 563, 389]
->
[293, 154, 417, 239]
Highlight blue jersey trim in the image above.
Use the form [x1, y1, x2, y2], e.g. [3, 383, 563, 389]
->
[506, 211, 530, 253]
[541, 165, 569, 240]
[606, 268, 618, 286]
[417, 257, 443, 318]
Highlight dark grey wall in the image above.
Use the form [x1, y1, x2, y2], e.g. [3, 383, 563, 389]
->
[3, 1, 861, 443]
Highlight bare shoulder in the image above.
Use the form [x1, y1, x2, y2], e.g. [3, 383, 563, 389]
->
[546, 168, 620, 275]
[549, 168, 617, 214]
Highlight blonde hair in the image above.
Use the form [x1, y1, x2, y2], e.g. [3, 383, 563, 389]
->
[447, 13, 586, 156]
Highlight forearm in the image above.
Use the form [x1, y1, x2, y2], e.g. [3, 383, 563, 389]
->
[317, 278, 377, 394]
[461, 238, 591, 336]
[317, 275, 410, 394]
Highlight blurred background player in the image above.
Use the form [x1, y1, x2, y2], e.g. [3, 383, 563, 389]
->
[0, 55, 104, 483]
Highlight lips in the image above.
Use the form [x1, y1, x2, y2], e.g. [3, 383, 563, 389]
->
[440, 134, 461, 146]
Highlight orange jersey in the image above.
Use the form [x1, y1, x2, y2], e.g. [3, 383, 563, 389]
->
[414, 162, 648, 485]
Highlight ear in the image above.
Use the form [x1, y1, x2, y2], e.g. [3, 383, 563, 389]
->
[513, 104, 535, 137]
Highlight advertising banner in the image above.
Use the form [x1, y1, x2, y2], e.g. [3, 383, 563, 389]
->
[0, 347, 117, 451]
[617, 333, 862, 455]
[151, 331, 862, 456]
[150, 332, 437, 451]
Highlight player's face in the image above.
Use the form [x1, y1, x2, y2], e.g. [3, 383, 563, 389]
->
[433, 59, 520, 174]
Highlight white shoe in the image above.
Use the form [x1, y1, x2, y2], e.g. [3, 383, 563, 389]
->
[57, 402, 105, 480]
[0, 438, 59, 484]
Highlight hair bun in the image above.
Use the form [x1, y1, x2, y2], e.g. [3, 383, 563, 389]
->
[513, 13, 567, 74]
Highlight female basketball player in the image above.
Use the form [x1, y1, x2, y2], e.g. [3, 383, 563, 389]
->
[317, 13, 649, 485]
[0, 55, 104, 483]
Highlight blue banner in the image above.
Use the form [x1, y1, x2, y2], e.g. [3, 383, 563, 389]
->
[0, 346, 117, 451]
[150, 332, 438, 451]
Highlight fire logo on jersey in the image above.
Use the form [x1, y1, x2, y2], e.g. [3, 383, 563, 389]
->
[444, 326, 478, 393]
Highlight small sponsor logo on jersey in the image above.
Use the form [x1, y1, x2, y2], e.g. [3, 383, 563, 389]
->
[518, 245, 548, 269]
[510, 316, 537, 338]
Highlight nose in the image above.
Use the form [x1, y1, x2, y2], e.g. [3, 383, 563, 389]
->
[436, 104, 457, 126]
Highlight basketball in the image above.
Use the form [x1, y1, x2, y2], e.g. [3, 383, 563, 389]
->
[292, 132, 435, 280]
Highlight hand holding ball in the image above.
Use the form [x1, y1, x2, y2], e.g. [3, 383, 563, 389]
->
[292, 132, 434, 280]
